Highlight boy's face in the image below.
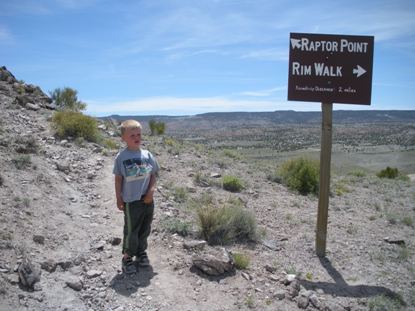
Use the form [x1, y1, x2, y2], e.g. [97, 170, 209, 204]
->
[122, 127, 141, 150]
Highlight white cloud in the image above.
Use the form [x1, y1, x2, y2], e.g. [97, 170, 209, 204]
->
[241, 49, 288, 61]
[240, 86, 286, 97]
[85, 95, 375, 117]
[86, 96, 283, 116]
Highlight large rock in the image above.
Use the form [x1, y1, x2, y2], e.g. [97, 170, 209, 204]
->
[192, 248, 234, 276]
[0, 66, 17, 84]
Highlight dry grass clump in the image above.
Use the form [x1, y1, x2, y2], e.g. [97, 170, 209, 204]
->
[232, 252, 250, 270]
[197, 204, 257, 245]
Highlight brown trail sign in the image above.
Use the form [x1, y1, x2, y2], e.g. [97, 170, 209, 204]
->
[287, 32, 374, 257]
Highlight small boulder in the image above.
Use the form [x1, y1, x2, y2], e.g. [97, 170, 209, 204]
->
[65, 275, 83, 291]
[183, 240, 206, 251]
[18, 257, 41, 289]
[192, 248, 234, 276]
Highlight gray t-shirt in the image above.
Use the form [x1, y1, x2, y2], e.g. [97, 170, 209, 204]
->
[113, 148, 159, 203]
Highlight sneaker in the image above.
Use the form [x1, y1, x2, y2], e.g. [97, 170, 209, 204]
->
[122, 256, 137, 274]
[135, 255, 150, 267]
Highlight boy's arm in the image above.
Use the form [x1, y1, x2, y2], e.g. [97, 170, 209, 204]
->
[115, 175, 124, 210]
[143, 173, 157, 204]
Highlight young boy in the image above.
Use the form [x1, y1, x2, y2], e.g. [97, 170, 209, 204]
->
[113, 120, 159, 274]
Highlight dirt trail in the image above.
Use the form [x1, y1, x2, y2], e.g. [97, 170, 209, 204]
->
[93, 156, 242, 311]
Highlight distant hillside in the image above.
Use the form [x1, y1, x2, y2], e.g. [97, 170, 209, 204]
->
[102, 110, 415, 132]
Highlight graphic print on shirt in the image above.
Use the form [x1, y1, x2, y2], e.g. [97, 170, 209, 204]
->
[123, 158, 153, 182]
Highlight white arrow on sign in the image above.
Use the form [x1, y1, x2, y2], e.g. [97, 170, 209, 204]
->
[290, 38, 301, 50]
[353, 65, 366, 78]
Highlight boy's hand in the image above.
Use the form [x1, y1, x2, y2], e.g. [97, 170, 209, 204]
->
[143, 192, 154, 204]
[117, 200, 125, 211]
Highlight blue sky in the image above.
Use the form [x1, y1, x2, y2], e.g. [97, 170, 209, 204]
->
[1, 0, 414, 116]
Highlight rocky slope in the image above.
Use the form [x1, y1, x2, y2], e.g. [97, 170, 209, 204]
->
[0, 66, 414, 311]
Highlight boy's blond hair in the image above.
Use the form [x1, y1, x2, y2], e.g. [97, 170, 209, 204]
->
[120, 120, 142, 136]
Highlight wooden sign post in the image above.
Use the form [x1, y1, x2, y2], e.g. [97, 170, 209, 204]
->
[287, 33, 374, 257]
[316, 103, 333, 256]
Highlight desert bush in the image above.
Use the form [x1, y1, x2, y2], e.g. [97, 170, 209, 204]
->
[12, 155, 31, 169]
[197, 205, 257, 245]
[377, 167, 399, 179]
[223, 149, 241, 160]
[149, 119, 166, 135]
[0, 174, 3, 186]
[279, 157, 319, 195]
[286, 265, 297, 275]
[368, 294, 405, 311]
[194, 172, 211, 187]
[188, 192, 215, 210]
[222, 175, 244, 192]
[14, 135, 39, 154]
[232, 252, 250, 270]
[173, 186, 188, 203]
[50, 87, 86, 112]
[161, 218, 191, 237]
[163, 137, 182, 155]
[52, 111, 99, 142]
[384, 210, 399, 225]
[101, 138, 118, 150]
[334, 180, 350, 196]
[348, 169, 366, 178]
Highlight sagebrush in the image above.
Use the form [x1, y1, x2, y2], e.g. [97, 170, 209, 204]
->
[197, 205, 257, 245]
[222, 175, 244, 192]
[52, 111, 99, 142]
[377, 167, 399, 179]
[279, 157, 319, 195]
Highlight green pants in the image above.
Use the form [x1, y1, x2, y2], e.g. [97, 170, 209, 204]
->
[122, 200, 154, 257]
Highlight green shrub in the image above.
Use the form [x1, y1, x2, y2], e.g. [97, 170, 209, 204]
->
[161, 218, 191, 237]
[12, 155, 31, 169]
[279, 158, 319, 195]
[163, 137, 182, 155]
[194, 172, 211, 187]
[334, 180, 350, 196]
[223, 149, 241, 160]
[368, 294, 404, 311]
[348, 169, 366, 178]
[50, 87, 86, 112]
[101, 138, 118, 150]
[188, 192, 215, 210]
[149, 119, 166, 135]
[14, 135, 39, 154]
[377, 167, 399, 179]
[173, 186, 188, 203]
[222, 175, 244, 192]
[52, 111, 99, 142]
[197, 205, 257, 245]
[232, 252, 250, 269]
